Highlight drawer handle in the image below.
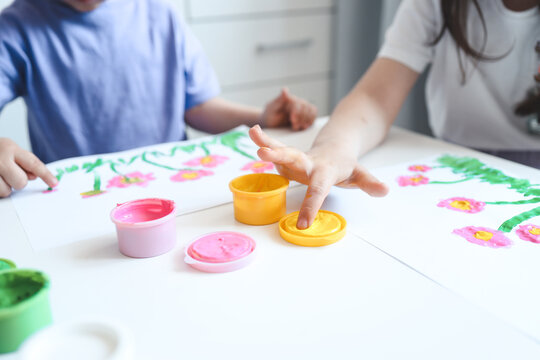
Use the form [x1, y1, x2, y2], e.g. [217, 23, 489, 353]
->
[256, 38, 313, 53]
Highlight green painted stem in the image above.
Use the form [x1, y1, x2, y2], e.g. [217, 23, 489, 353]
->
[429, 177, 473, 185]
[219, 131, 256, 160]
[46, 130, 257, 178]
[82, 158, 104, 173]
[199, 138, 217, 156]
[436, 155, 540, 197]
[232, 147, 256, 160]
[141, 152, 181, 171]
[171, 145, 196, 156]
[93, 172, 101, 191]
[141, 152, 197, 172]
[498, 206, 540, 232]
[108, 162, 123, 176]
[485, 197, 540, 205]
[127, 155, 139, 165]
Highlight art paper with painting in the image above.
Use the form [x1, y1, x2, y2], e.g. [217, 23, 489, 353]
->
[324, 154, 540, 342]
[11, 126, 275, 250]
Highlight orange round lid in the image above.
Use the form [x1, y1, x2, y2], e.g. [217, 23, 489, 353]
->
[279, 210, 346, 247]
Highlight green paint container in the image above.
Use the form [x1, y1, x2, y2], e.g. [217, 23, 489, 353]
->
[0, 269, 52, 353]
[0, 259, 16, 271]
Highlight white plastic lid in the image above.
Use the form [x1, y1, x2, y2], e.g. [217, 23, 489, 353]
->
[19, 318, 134, 360]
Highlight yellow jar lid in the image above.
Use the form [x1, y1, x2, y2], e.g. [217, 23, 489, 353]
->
[279, 210, 346, 247]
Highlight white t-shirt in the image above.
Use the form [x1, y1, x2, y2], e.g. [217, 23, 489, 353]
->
[378, 0, 540, 151]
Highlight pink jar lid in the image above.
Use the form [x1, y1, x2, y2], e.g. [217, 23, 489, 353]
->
[185, 232, 256, 273]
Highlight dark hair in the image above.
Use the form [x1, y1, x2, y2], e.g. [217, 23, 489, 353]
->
[431, 0, 539, 84]
[431, 0, 499, 83]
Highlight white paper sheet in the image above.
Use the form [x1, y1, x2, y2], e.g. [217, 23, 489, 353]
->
[322, 154, 540, 342]
[11, 126, 278, 251]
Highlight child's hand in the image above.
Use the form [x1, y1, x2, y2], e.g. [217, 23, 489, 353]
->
[262, 88, 317, 131]
[0, 138, 58, 197]
[249, 125, 388, 229]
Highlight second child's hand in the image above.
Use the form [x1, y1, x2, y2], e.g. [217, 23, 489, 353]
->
[249, 125, 389, 229]
[0, 138, 58, 197]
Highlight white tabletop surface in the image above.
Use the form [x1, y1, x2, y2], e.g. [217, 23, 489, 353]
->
[1, 119, 540, 359]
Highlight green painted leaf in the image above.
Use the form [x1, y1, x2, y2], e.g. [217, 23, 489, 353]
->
[219, 131, 255, 160]
[82, 158, 104, 173]
[65, 165, 79, 173]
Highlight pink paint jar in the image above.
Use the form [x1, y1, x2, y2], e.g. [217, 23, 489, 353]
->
[110, 198, 177, 258]
[184, 232, 256, 273]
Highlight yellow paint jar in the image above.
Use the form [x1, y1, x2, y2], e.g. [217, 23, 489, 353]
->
[229, 173, 289, 225]
[279, 210, 346, 247]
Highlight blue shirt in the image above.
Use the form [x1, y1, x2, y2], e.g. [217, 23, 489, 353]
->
[0, 0, 220, 163]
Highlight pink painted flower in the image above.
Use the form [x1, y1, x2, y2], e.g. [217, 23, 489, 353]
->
[437, 197, 485, 214]
[170, 169, 213, 182]
[184, 155, 229, 168]
[408, 164, 432, 172]
[453, 226, 512, 248]
[107, 172, 155, 189]
[241, 160, 274, 173]
[397, 174, 429, 187]
[80, 190, 107, 198]
[515, 224, 540, 244]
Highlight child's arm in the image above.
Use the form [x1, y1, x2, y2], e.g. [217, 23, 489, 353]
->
[184, 88, 317, 134]
[249, 58, 420, 228]
[0, 138, 58, 197]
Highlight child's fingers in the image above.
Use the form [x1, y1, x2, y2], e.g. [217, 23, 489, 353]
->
[296, 169, 335, 229]
[345, 166, 389, 197]
[305, 103, 318, 127]
[277, 88, 293, 108]
[298, 103, 315, 129]
[289, 101, 317, 131]
[0, 160, 29, 190]
[289, 103, 300, 130]
[0, 176, 12, 197]
[268, 88, 288, 110]
[249, 125, 286, 149]
[257, 146, 308, 167]
[281, 87, 291, 100]
[25, 170, 38, 181]
[15, 151, 57, 188]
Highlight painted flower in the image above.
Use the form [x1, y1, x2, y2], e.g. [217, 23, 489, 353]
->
[80, 190, 107, 198]
[515, 223, 540, 244]
[397, 174, 429, 187]
[408, 164, 432, 172]
[453, 226, 512, 248]
[437, 197, 485, 214]
[107, 171, 155, 189]
[184, 155, 229, 168]
[170, 169, 213, 182]
[241, 160, 274, 173]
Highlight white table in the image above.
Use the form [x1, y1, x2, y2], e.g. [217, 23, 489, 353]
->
[1, 119, 539, 359]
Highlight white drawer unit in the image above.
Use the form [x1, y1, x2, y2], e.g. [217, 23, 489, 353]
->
[191, 14, 332, 88]
[187, 1, 336, 116]
[189, 0, 334, 19]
